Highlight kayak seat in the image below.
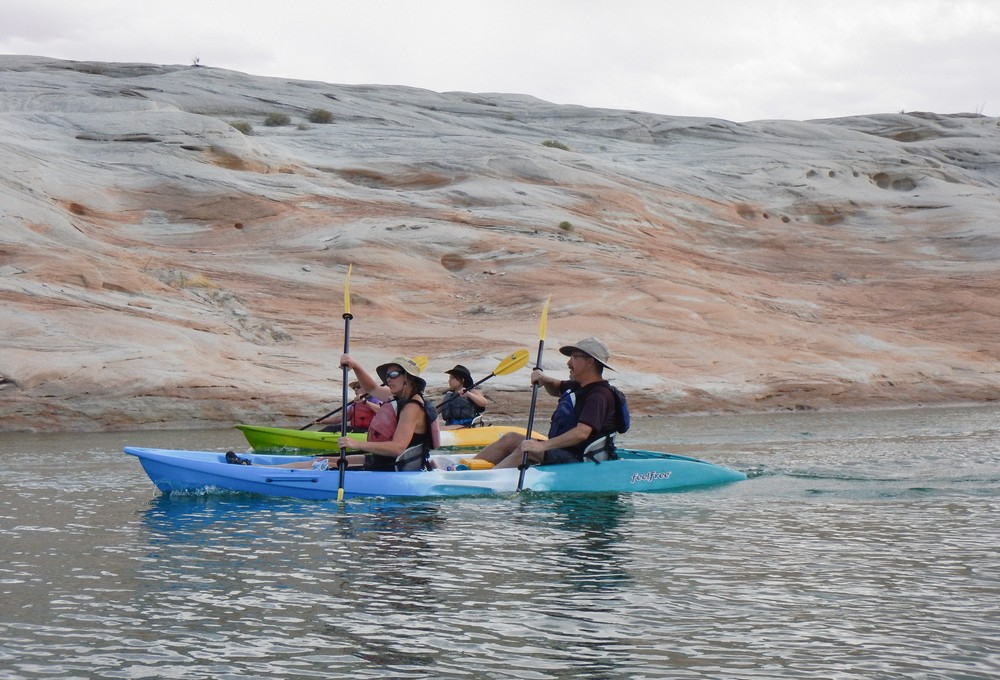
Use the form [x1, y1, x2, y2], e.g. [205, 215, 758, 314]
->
[395, 445, 429, 472]
[582, 434, 618, 464]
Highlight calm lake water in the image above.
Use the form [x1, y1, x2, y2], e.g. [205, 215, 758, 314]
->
[1, 406, 998, 679]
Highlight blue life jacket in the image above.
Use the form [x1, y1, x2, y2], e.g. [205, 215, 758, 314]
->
[547, 381, 630, 441]
[610, 385, 630, 433]
[548, 391, 579, 439]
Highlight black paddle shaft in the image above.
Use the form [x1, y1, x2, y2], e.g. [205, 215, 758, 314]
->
[337, 313, 353, 490]
[517, 340, 545, 491]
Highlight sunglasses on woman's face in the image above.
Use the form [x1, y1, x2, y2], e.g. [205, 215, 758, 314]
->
[385, 370, 404, 379]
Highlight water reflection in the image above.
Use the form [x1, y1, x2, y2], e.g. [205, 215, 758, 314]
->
[524, 494, 635, 593]
[132, 494, 455, 674]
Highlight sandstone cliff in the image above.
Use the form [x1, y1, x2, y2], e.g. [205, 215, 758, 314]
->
[2, 56, 998, 432]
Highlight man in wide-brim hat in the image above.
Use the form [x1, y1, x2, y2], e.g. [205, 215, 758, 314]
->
[470, 336, 625, 468]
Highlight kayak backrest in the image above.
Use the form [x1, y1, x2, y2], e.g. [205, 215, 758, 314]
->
[395, 445, 427, 471]
[582, 434, 618, 463]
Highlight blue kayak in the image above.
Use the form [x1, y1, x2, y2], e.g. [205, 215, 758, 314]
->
[124, 446, 746, 499]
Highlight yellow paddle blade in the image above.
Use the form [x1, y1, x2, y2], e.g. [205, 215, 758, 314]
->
[538, 295, 551, 340]
[494, 348, 530, 376]
[413, 355, 429, 373]
[343, 264, 352, 317]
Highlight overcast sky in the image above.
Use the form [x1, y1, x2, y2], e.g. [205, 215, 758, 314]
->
[2, 0, 998, 122]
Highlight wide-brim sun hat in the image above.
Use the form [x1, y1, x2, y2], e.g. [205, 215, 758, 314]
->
[559, 337, 616, 371]
[445, 364, 474, 389]
[376, 356, 427, 392]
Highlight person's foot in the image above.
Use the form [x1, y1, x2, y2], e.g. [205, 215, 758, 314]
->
[225, 451, 251, 465]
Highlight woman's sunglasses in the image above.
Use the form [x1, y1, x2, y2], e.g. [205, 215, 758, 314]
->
[385, 370, 404, 379]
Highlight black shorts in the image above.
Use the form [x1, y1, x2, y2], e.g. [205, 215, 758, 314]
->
[363, 453, 396, 472]
[542, 448, 583, 466]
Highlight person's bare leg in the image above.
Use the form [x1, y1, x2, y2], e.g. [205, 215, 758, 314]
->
[473, 432, 524, 464]
[494, 446, 544, 469]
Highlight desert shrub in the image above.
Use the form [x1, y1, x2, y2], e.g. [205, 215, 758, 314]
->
[542, 139, 570, 151]
[264, 112, 291, 127]
[228, 120, 253, 135]
[559, 220, 574, 232]
[160, 270, 216, 290]
[308, 108, 334, 124]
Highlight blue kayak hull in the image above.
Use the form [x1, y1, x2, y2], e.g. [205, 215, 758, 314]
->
[123, 447, 746, 500]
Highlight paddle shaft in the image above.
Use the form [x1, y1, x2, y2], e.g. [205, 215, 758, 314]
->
[337, 312, 352, 497]
[300, 403, 344, 429]
[303, 392, 374, 429]
[516, 340, 545, 491]
[336, 264, 354, 502]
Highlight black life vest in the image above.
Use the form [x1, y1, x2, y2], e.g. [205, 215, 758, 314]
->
[439, 390, 482, 425]
[366, 396, 441, 471]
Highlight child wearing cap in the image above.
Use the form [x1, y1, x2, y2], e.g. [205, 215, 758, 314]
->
[438, 364, 489, 429]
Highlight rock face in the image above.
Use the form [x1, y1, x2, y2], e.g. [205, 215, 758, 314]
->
[1, 55, 999, 432]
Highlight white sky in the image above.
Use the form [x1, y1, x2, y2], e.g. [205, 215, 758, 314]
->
[2, 0, 998, 122]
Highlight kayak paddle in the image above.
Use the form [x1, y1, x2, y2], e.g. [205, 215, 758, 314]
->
[435, 349, 530, 411]
[517, 296, 550, 492]
[337, 265, 353, 503]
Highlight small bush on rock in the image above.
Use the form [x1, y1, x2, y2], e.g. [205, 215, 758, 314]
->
[228, 120, 253, 135]
[308, 108, 334, 124]
[264, 112, 291, 127]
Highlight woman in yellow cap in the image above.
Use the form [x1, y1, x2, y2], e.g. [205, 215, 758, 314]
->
[331, 354, 440, 471]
